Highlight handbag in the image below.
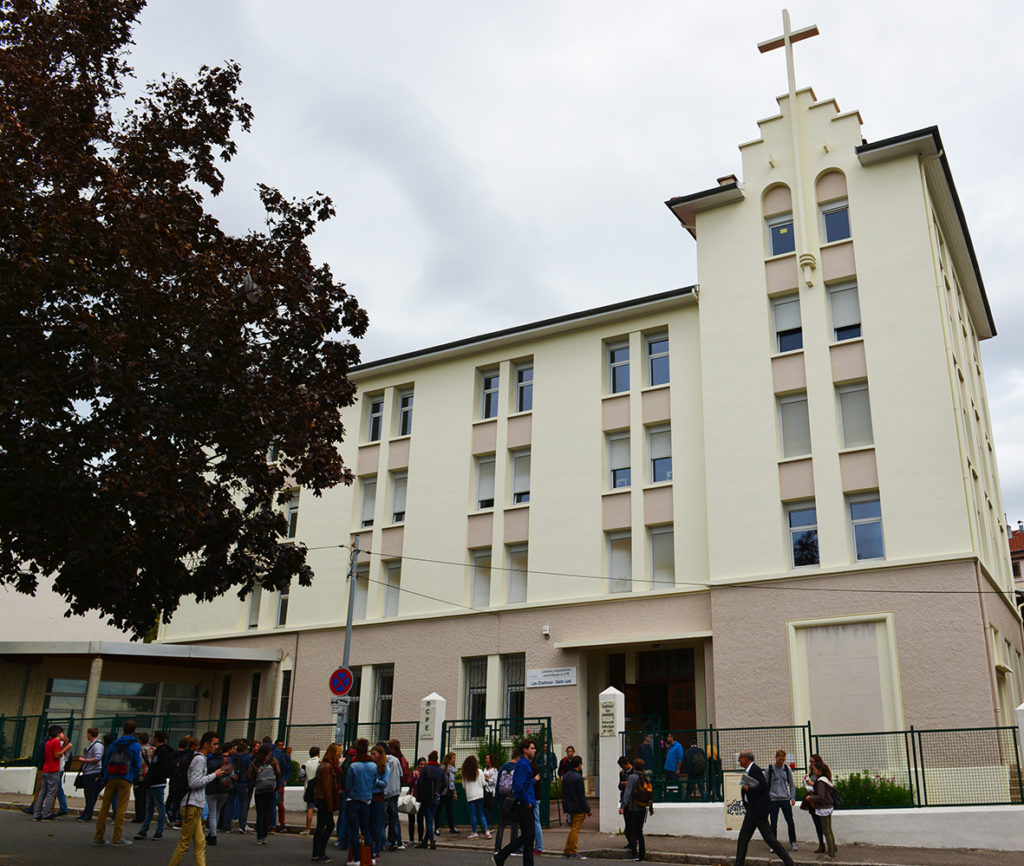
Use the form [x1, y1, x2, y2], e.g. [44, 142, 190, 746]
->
[397, 793, 418, 814]
[74, 773, 86, 789]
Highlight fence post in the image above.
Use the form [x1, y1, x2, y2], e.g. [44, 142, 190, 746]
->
[1015, 702, 1024, 804]
[904, 728, 918, 807]
[598, 687, 624, 834]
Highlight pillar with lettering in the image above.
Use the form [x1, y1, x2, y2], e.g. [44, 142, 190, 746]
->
[598, 686, 625, 833]
[418, 692, 446, 761]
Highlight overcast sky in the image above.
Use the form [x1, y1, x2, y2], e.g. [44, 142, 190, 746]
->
[129, 0, 1024, 523]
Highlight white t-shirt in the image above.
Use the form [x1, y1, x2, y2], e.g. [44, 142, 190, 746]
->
[304, 758, 320, 784]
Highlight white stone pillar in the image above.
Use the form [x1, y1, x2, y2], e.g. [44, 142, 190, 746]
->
[598, 686, 625, 833]
[418, 692, 447, 761]
[82, 655, 103, 729]
[1016, 701, 1024, 769]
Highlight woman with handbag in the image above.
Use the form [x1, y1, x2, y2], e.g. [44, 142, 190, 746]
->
[369, 743, 390, 859]
[311, 743, 340, 863]
[407, 757, 426, 846]
[801, 755, 837, 860]
[481, 754, 498, 824]
[461, 754, 491, 839]
[800, 754, 827, 854]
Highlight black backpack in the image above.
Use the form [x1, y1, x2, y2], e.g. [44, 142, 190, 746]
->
[690, 747, 707, 776]
[169, 749, 195, 795]
[106, 741, 131, 776]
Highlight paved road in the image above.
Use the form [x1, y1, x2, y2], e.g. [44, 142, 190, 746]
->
[0, 810, 616, 866]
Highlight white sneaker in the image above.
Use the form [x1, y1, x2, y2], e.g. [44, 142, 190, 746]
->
[467, 833, 479, 839]
[790, 842, 798, 851]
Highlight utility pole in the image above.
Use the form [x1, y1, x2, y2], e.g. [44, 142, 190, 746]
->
[334, 543, 360, 744]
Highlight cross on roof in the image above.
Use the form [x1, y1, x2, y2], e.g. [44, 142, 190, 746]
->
[758, 9, 819, 96]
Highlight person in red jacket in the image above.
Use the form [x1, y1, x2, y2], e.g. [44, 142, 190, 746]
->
[32, 725, 70, 820]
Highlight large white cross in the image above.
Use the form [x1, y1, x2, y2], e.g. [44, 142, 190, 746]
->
[758, 9, 819, 96]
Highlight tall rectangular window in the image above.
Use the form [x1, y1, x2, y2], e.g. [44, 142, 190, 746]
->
[391, 471, 407, 523]
[507, 544, 528, 604]
[773, 295, 803, 352]
[353, 565, 369, 621]
[649, 425, 672, 483]
[829, 282, 862, 341]
[275, 585, 289, 628]
[512, 450, 531, 504]
[476, 455, 495, 509]
[247, 587, 262, 630]
[375, 664, 394, 728]
[609, 343, 630, 393]
[838, 382, 874, 447]
[821, 200, 851, 243]
[465, 656, 487, 736]
[503, 654, 525, 718]
[360, 478, 377, 527]
[481, 370, 500, 418]
[768, 212, 795, 256]
[516, 363, 533, 412]
[472, 548, 492, 608]
[647, 334, 669, 386]
[368, 397, 383, 442]
[787, 502, 819, 567]
[650, 526, 674, 586]
[850, 495, 885, 560]
[277, 669, 292, 734]
[383, 562, 401, 617]
[609, 433, 631, 488]
[779, 393, 811, 458]
[285, 491, 300, 538]
[609, 531, 632, 593]
[398, 390, 414, 436]
[246, 672, 261, 742]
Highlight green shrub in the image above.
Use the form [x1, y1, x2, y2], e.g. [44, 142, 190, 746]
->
[476, 737, 509, 770]
[549, 777, 562, 800]
[834, 771, 914, 808]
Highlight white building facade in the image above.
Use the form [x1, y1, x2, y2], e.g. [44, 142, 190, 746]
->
[155, 70, 1024, 752]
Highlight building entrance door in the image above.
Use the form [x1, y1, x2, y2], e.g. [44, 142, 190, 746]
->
[623, 648, 696, 734]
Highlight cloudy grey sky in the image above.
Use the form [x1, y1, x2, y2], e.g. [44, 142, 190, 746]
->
[129, 0, 1024, 522]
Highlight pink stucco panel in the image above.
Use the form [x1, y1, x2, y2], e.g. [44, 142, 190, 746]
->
[778, 457, 814, 501]
[387, 438, 410, 470]
[357, 444, 380, 477]
[772, 352, 806, 394]
[830, 339, 867, 384]
[467, 512, 494, 548]
[642, 387, 671, 425]
[507, 414, 532, 449]
[503, 507, 530, 544]
[643, 486, 673, 525]
[762, 184, 792, 217]
[602, 491, 631, 530]
[380, 526, 404, 558]
[602, 395, 630, 431]
[816, 170, 847, 203]
[765, 255, 799, 295]
[839, 448, 878, 492]
[822, 240, 856, 282]
[471, 420, 498, 455]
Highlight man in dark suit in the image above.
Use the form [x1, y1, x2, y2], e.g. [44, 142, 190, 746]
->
[734, 750, 795, 866]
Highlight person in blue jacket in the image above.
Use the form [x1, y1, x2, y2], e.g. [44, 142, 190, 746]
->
[493, 738, 538, 866]
[93, 720, 143, 846]
[346, 738, 378, 864]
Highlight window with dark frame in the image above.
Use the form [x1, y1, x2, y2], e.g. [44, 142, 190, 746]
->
[609, 344, 630, 393]
[398, 390, 414, 436]
[503, 654, 525, 718]
[368, 397, 383, 441]
[482, 371, 500, 418]
[516, 364, 533, 412]
[465, 656, 487, 736]
[647, 335, 669, 386]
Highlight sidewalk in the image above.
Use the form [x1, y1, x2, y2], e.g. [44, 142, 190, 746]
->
[3, 793, 1016, 865]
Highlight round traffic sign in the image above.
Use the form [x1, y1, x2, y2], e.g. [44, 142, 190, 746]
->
[329, 667, 354, 696]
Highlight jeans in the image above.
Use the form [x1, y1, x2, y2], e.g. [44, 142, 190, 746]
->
[217, 786, 236, 830]
[335, 802, 349, 848]
[312, 798, 335, 859]
[346, 799, 372, 861]
[385, 794, 402, 846]
[494, 801, 535, 866]
[422, 801, 437, 842]
[408, 803, 424, 842]
[168, 805, 205, 866]
[56, 772, 68, 813]
[769, 799, 796, 844]
[140, 784, 166, 835]
[234, 784, 250, 830]
[206, 792, 226, 837]
[81, 773, 104, 819]
[438, 790, 455, 830]
[534, 802, 543, 851]
[685, 776, 708, 801]
[493, 801, 518, 851]
[254, 790, 275, 841]
[819, 813, 836, 857]
[32, 772, 61, 818]
[370, 798, 386, 854]
[466, 797, 488, 834]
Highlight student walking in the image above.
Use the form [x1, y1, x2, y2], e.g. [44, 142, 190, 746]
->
[166, 730, 232, 866]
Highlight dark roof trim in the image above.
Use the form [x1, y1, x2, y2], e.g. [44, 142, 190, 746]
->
[665, 182, 744, 239]
[856, 126, 996, 337]
[354, 285, 696, 373]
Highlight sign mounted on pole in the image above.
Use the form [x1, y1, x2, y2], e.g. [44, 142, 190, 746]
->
[329, 667, 354, 696]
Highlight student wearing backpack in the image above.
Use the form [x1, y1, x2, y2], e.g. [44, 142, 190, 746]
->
[766, 749, 798, 852]
[560, 754, 591, 860]
[803, 755, 837, 860]
[734, 750, 795, 866]
[167, 731, 234, 866]
[492, 738, 538, 866]
[491, 751, 520, 854]
[246, 743, 281, 845]
[204, 741, 235, 845]
[619, 757, 653, 861]
[683, 741, 708, 802]
[93, 720, 143, 847]
[135, 730, 173, 840]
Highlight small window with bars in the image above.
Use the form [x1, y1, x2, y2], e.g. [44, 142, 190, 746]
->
[465, 656, 488, 736]
[503, 654, 525, 718]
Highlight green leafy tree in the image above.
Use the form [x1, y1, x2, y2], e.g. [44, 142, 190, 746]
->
[0, 0, 368, 636]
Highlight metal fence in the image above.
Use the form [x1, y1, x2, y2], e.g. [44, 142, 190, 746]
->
[619, 723, 1023, 808]
[284, 720, 419, 758]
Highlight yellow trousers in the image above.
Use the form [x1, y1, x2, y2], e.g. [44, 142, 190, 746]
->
[168, 805, 207, 866]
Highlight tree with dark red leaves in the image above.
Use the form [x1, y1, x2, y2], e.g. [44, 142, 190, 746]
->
[0, 0, 368, 637]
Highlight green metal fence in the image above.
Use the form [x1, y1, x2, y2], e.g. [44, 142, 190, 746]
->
[442, 716, 553, 826]
[619, 723, 1024, 808]
[285, 720, 419, 758]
